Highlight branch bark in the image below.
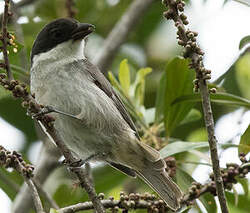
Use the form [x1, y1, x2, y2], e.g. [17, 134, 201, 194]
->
[10, 0, 29, 72]
[38, 122, 106, 213]
[55, 156, 250, 212]
[162, 1, 229, 212]
[34, 179, 59, 210]
[1, 0, 13, 80]
[25, 178, 45, 213]
[57, 199, 149, 213]
[93, 0, 155, 74]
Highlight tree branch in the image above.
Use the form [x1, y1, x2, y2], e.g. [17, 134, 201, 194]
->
[0, 146, 45, 213]
[34, 179, 60, 210]
[1, 0, 13, 80]
[25, 178, 45, 213]
[65, 0, 77, 18]
[10, 0, 29, 72]
[93, 0, 155, 74]
[12, 135, 61, 213]
[162, 0, 229, 212]
[53, 155, 250, 212]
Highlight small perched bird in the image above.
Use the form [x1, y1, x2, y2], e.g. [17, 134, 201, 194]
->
[30, 18, 182, 211]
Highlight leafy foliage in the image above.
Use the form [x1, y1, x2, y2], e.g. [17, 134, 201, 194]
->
[239, 125, 250, 155]
[0, 1, 249, 213]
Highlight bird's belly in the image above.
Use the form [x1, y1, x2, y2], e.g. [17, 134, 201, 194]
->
[54, 115, 114, 161]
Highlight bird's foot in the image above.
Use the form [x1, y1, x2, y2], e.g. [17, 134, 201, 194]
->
[32, 105, 80, 120]
[31, 105, 55, 118]
[63, 154, 102, 171]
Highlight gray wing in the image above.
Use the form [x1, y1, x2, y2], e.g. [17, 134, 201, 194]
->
[79, 59, 140, 139]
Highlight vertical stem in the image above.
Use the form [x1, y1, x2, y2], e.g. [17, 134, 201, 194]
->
[1, 0, 13, 80]
[199, 81, 229, 213]
[162, 0, 229, 212]
[25, 179, 45, 213]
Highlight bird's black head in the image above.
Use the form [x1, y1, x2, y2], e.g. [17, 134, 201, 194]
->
[31, 18, 95, 62]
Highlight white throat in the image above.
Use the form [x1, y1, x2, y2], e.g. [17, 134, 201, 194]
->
[32, 39, 86, 68]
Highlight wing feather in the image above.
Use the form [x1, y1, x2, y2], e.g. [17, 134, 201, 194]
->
[79, 59, 140, 139]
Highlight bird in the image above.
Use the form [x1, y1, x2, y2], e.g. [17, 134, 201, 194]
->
[30, 18, 182, 211]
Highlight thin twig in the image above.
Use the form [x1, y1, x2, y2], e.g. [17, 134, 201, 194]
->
[45, 126, 105, 213]
[56, 200, 148, 213]
[85, 163, 94, 186]
[232, 0, 250, 7]
[10, 0, 29, 72]
[25, 178, 45, 213]
[13, 139, 60, 213]
[0, 146, 45, 213]
[34, 179, 60, 210]
[162, 0, 229, 212]
[1, 0, 13, 80]
[65, 0, 77, 18]
[93, 0, 155, 74]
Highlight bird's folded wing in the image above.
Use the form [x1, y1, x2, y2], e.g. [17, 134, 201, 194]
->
[79, 59, 140, 139]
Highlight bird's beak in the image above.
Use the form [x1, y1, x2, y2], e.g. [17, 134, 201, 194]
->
[71, 23, 95, 41]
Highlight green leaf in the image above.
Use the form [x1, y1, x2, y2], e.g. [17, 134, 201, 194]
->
[176, 168, 194, 192]
[135, 68, 152, 85]
[164, 57, 195, 137]
[134, 67, 152, 105]
[236, 178, 248, 197]
[180, 108, 202, 125]
[135, 82, 143, 106]
[0, 168, 23, 200]
[119, 59, 130, 96]
[232, 185, 239, 206]
[160, 141, 209, 158]
[179, 207, 192, 213]
[241, 162, 250, 168]
[108, 71, 148, 128]
[226, 191, 250, 212]
[108, 71, 122, 92]
[10, 64, 29, 77]
[238, 125, 250, 155]
[200, 192, 217, 213]
[239, 35, 250, 50]
[49, 209, 58, 213]
[186, 128, 208, 142]
[173, 92, 250, 108]
[0, 86, 11, 99]
[235, 53, 250, 99]
[155, 72, 167, 123]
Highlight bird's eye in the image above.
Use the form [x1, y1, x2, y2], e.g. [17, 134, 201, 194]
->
[50, 29, 63, 39]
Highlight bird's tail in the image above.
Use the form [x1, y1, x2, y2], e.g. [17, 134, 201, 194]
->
[137, 159, 182, 211]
